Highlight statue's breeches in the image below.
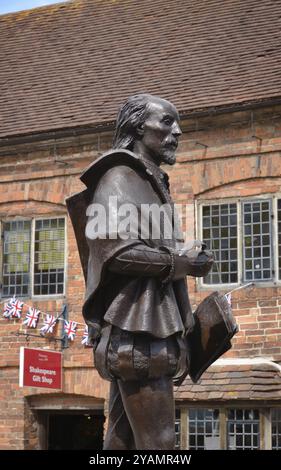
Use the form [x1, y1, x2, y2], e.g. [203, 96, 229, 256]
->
[95, 325, 187, 382]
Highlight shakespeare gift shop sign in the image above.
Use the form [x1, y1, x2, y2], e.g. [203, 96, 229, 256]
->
[19, 347, 62, 390]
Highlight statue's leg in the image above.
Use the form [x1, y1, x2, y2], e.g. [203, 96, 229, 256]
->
[118, 376, 175, 450]
[103, 379, 135, 450]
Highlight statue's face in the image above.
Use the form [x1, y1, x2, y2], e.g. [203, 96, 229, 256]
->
[140, 97, 182, 165]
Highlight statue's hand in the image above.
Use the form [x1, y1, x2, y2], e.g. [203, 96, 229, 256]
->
[181, 247, 214, 277]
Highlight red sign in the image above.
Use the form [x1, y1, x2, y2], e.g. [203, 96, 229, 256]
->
[19, 347, 62, 390]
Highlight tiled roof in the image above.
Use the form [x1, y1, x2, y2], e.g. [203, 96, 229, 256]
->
[1, 0, 281, 138]
[174, 360, 281, 401]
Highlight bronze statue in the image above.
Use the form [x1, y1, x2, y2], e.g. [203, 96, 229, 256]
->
[67, 94, 237, 450]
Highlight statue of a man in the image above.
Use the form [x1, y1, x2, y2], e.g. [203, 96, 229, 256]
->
[68, 94, 214, 449]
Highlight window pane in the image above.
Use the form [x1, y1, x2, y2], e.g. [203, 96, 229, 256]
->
[175, 409, 181, 449]
[2, 220, 31, 297]
[242, 200, 272, 282]
[202, 203, 238, 284]
[227, 409, 259, 450]
[272, 409, 281, 450]
[278, 199, 281, 280]
[33, 218, 65, 296]
[189, 409, 220, 450]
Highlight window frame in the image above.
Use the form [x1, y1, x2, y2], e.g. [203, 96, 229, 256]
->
[188, 407, 220, 450]
[0, 215, 67, 299]
[1, 217, 32, 298]
[176, 405, 281, 450]
[271, 408, 281, 450]
[196, 193, 280, 290]
[227, 408, 260, 450]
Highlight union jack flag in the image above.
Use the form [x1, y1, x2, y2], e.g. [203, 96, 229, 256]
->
[23, 307, 40, 329]
[81, 324, 91, 346]
[2, 299, 14, 318]
[9, 298, 24, 319]
[40, 314, 57, 335]
[64, 320, 77, 341]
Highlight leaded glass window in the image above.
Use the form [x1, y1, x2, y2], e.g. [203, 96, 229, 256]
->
[227, 409, 259, 450]
[200, 197, 278, 285]
[272, 409, 281, 450]
[2, 220, 31, 297]
[189, 408, 220, 450]
[175, 408, 181, 449]
[202, 203, 238, 284]
[176, 407, 280, 450]
[1, 217, 65, 297]
[278, 200, 281, 280]
[243, 200, 272, 281]
[33, 218, 65, 296]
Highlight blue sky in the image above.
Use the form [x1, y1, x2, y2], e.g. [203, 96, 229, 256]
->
[0, 1, 67, 15]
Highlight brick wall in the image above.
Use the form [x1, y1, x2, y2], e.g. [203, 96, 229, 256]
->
[168, 104, 281, 362]
[0, 132, 110, 449]
[1, 104, 281, 447]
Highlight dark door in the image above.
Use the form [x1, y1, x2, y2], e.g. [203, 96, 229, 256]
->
[48, 412, 104, 450]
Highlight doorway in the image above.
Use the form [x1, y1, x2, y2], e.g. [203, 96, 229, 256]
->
[47, 411, 104, 450]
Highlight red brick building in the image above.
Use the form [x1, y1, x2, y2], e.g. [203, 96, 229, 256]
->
[0, 0, 281, 450]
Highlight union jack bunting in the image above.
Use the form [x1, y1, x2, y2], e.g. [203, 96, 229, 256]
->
[9, 298, 24, 319]
[81, 324, 91, 346]
[40, 314, 57, 335]
[22, 307, 41, 329]
[64, 320, 77, 341]
[2, 299, 14, 318]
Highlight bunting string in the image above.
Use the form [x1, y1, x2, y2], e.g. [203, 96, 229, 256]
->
[1, 283, 254, 346]
[0, 296, 85, 328]
[1, 296, 91, 347]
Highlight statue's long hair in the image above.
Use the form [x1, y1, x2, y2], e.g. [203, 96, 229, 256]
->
[113, 94, 155, 150]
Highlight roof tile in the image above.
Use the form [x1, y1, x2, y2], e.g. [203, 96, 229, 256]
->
[1, 0, 281, 138]
[175, 361, 281, 401]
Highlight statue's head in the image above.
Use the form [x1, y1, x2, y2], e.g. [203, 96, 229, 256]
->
[113, 93, 181, 165]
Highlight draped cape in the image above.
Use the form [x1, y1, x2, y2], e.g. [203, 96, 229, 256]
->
[66, 149, 194, 340]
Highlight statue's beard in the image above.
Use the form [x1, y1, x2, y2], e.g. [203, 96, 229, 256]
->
[161, 152, 176, 165]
